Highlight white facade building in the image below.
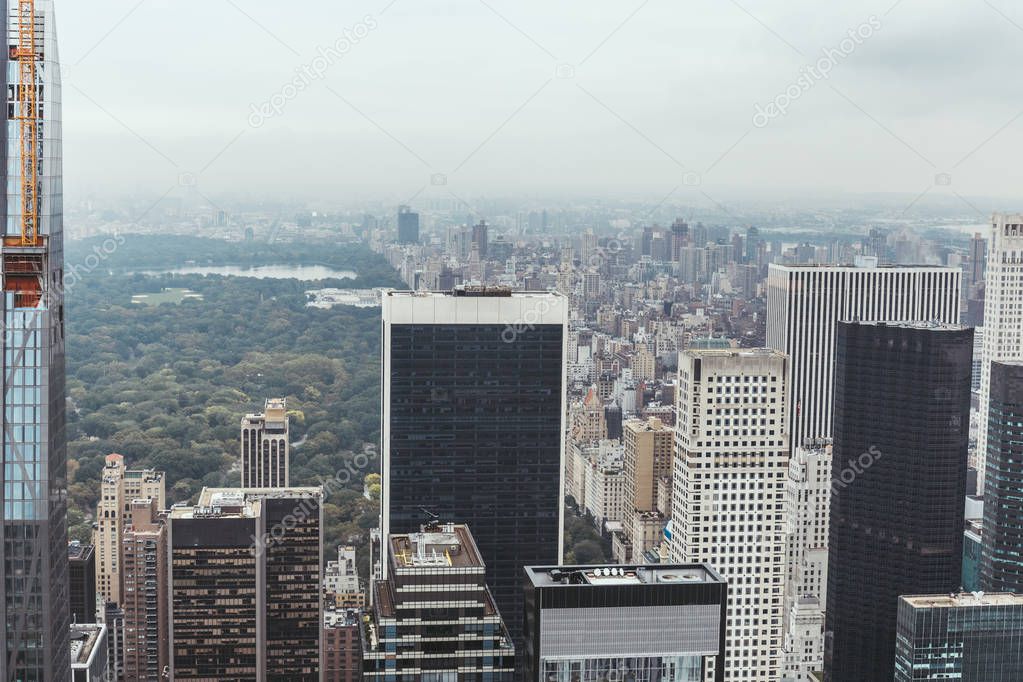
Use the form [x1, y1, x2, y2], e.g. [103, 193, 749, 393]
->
[977, 214, 1023, 488]
[767, 262, 961, 452]
[669, 348, 789, 681]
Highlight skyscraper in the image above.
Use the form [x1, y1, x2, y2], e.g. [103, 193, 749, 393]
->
[767, 262, 961, 453]
[894, 593, 1023, 681]
[121, 497, 168, 682]
[1, 2, 69, 678]
[668, 348, 789, 681]
[825, 322, 971, 682]
[980, 360, 1023, 593]
[168, 487, 323, 681]
[240, 398, 290, 488]
[622, 417, 672, 557]
[362, 523, 516, 680]
[68, 541, 96, 625]
[381, 287, 567, 652]
[93, 454, 165, 605]
[977, 214, 1023, 489]
[471, 219, 489, 258]
[396, 204, 419, 245]
[523, 564, 728, 682]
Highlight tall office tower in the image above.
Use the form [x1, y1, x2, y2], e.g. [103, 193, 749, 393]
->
[381, 288, 567, 651]
[894, 593, 1023, 681]
[363, 523, 516, 680]
[471, 219, 489, 258]
[980, 360, 1023, 593]
[977, 214, 1023, 489]
[240, 397, 290, 488]
[168, 488, 323, 681]
[668, 349, 789, 681]
[121, 498, 167, 682]
[68, 541, 96, 624]
[94, 454, 166, 605]
[622, 417, 672, 556]
[781, 442, 831, 681]
[0, 2, 69, 679]
[969, 232, 987, 289]
[523, 564, 728, 682]
[745, 225, 760, 265]
[767, 261, 961, 453]
[396, 204, 419, 245]
[671, 218, 689, 261]
[825, 322, 971, 682]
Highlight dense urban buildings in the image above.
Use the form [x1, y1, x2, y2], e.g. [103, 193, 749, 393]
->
[894, 592, 1023, 681]
[240, 397, 291, 488]
[825, 322, 972, 682]
[363, 523, 515, 680]
[381, 287, 567, 650]
[0, 1, 70, 678]
[120, 497, 168, 682]
[523, 564, 728, 682]
[766, 261, 962, 452]
[977, 214, 1023, 489]
[93, 454, 165, 604]
[980, 360, 1023, 593]
[68, 541, 96, 624]
[668, 348, 789, 681]
[168, 487, 323, 681]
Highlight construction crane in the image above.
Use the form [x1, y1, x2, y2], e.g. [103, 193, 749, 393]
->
[11, 0, 40, 247]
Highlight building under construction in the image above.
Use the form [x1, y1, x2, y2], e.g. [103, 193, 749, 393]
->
[0, 1, 69, 681]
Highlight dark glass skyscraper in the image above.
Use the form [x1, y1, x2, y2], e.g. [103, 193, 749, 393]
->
[397, 205, 419, 245]
[1, 2, 69, 680]
[980, 360, 1023, 593]
[381, 288, 567, 653]
[825, 322, 972, 682]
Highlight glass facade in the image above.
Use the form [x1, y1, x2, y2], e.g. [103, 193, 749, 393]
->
[542, 656, 702, 682]
[825, 323, 972, 682]
[894, 595, 1023, 681]
[980, 361, 1023, 593]
[1, 1, 69, 680]
[385, 319, 564, 652]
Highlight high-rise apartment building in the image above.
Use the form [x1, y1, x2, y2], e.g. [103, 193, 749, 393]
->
[0, 2, 69, 679]
[168, 487, 323, 681]
[622, 417, 673, 551]
[894, 593, 1023, 681]
[381, 288, 567, 651]
[324, 608, 362, 682]
[68, 541, 96, 625]
[94, 454, 165, 605]
[121, 497, 168, 682]
[523, 564, 728, 682]
[363, 523, 515, 680]
[240, 398, 290, 488]
[767, 262, 961, 452]
[324, 544, 363, 608]
[668, 348, 789, 681]
[980, 360, 1023, 593]
[396, 204, 419, 245]
[977, 214, 1023, 489]
[825, 322, 971, 682]
[781, 442, 830, 681]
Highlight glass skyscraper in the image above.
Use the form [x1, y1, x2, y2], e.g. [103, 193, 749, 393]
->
[1, 1, 69, 680]
[381, 287, 567, 655]
[980, 360, 1023, 593]
[825, 322, 972, 682]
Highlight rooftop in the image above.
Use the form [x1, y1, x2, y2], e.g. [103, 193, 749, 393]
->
[526, 564, 725, 588]
[69, 624, 105, 667]
[851, 320, 971, 331]
[902, 592, 1023, 609]
[68, 541, 93, 561]
[390, 523, 484, 569]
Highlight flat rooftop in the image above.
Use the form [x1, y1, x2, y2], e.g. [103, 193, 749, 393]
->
[390, 523, 484, 569]
[902, 592, 1023, 609]
[69, 624, 104, 667]
[526, 564, 725, 588]
[770, 263, 957, 271]
[852, 320, 971, 331]
[170, 486, 321, 520]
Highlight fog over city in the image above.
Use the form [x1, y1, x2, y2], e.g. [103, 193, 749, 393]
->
[63, 0, 1023, 205]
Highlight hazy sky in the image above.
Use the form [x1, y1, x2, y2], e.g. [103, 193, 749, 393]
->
[60, 0, 1023, 208]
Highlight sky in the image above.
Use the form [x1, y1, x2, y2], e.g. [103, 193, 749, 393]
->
[59, 0, 1023, 209]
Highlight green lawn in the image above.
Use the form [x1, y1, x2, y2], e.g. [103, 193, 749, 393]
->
[131, 288, 204, 305]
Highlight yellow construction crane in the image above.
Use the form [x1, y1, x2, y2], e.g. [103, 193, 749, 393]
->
[12, 0, 40, 247]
